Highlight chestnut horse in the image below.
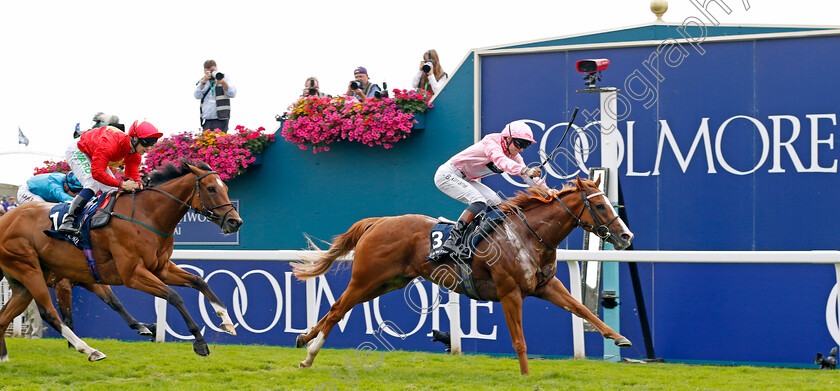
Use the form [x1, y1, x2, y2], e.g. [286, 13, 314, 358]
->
[0, 160, 242, 362]
[292, 177, 633, 375]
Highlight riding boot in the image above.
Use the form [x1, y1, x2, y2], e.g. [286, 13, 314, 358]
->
[442, 220, 470, 259]
[57, 195, 87, 235]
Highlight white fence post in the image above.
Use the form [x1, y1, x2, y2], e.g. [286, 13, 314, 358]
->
[448, 291, 462, 354]
[566, 261, 586, 359]
[154, 297, 166, 343]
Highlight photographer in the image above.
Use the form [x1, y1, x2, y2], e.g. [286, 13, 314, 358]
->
[74, 112, 123, 139]
[301, 76, 329, 98]
[411, 49, 447, 96]
[194, 59, 237, 133]
[345, 66, 380, 101]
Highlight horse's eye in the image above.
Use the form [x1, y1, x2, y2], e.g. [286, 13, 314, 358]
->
[595, 203, 606, 210]
[207, 186, 216, 194]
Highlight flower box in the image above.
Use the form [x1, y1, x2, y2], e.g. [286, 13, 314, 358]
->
[279, 89, 433, 153]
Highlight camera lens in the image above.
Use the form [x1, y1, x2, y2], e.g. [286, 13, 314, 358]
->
[214, 72, 224, 80]
[422, 63, 432, 73]
[308, 88, 318, 96]
[350, 80, 361, 90]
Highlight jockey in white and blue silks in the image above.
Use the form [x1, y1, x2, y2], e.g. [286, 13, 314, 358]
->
[433, 120, 544, 258]
[17, 172, 84, 204]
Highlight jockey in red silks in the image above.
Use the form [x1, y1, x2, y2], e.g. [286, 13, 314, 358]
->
[432, 120, 544, 259]
[57, 120, 163, 235]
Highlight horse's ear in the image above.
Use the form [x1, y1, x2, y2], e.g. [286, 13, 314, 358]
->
[575, 176, 584, 188]
[593, 175, 601, 187]
[186, 164, 203, 176]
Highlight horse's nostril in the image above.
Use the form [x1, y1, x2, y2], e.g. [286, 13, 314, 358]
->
[621, 233, 631, 240]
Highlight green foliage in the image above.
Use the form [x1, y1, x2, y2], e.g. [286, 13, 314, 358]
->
[0, 338, 834, 390]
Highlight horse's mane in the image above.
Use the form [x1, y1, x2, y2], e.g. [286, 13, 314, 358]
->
[498, 178, 595, 213]
[146, 159, 212, 187]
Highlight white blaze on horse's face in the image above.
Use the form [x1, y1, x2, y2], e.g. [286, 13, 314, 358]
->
[215, 178, 225, 190]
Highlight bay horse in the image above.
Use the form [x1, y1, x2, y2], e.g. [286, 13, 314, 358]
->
[48, 274, 156, 343]
[292, 177, 633, 375]
[0, 159, 243, 362]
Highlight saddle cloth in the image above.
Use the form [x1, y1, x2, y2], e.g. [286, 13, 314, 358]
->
[425, 208, 508, 300]
[42, 193, 118, 283]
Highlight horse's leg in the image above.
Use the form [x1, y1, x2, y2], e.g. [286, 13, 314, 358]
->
[2, 276, 105, 362]
[54, 278, 74, 329]
[156, 261, 235, 336]
[122, 267, 211, 356]
[53, 278, 75, 348]
[499, 290, 530, 375]
[79, 283, 153, 336]
[298, 279, 406, 369]
[534, 277, 631, 347]
[0, 283, 33, 362]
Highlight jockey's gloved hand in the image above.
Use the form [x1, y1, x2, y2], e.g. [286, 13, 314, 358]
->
[121, 180, 140, 192]
[521, 167, 541, 178]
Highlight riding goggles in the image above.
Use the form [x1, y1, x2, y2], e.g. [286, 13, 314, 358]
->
[512, 138, 532, 149]
[137, 137, 159, 147]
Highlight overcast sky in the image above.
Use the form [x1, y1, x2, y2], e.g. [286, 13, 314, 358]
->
[0, 0, 836, 185]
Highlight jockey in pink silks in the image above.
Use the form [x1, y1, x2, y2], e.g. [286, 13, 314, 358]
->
[433, 120, 543, 258]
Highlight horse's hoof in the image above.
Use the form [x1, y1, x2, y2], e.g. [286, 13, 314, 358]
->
[296, 334, 307, 348]
[615, 337, 632, 348]
[299, 361, 311, 368]
[220, 323, 237, 336]
[88, 351, 107, 362]
[136, 324, 153, 337]
[194, 341, 210, 357]
[0, 354, 9, 363]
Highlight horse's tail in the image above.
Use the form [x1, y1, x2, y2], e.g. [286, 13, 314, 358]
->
[291, 217, 383, 280]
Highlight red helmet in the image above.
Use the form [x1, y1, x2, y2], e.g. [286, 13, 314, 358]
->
[502, 121, 536, 144]
[128, 120, 163, 139]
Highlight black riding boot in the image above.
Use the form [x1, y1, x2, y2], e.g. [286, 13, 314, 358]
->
[57, 195, 87, 235]
[442, 220, 470, 259]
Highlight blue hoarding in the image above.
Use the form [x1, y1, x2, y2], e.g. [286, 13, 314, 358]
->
[476, 34, 840, 364]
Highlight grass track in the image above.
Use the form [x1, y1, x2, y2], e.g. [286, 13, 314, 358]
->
[0, 338, 836, 390]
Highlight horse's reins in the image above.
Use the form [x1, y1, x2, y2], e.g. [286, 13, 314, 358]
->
[110, 171, 236, 237]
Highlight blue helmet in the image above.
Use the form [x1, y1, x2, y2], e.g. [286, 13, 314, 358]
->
[64, 172, 83, 193]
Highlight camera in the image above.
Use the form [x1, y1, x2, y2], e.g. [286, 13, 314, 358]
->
[306, 80, 318, 96]
[374, 82, 389, 99]
[576, 59, 610, 73]
[422, 60, 434, 74]
[211, 70, 225, 80]
[350, 79, 364, 90]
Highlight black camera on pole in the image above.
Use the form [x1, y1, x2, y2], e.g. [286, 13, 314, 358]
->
[576, 58, 609, 89]
[211, 70, 225, 81]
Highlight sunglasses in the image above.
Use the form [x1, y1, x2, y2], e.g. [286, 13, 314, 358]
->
[512, 138, 532, 149]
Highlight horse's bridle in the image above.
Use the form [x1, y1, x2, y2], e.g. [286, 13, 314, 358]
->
[145, 170, 237, 225]
[514, 188, 620, 252]
[556, 190, 620, 240]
